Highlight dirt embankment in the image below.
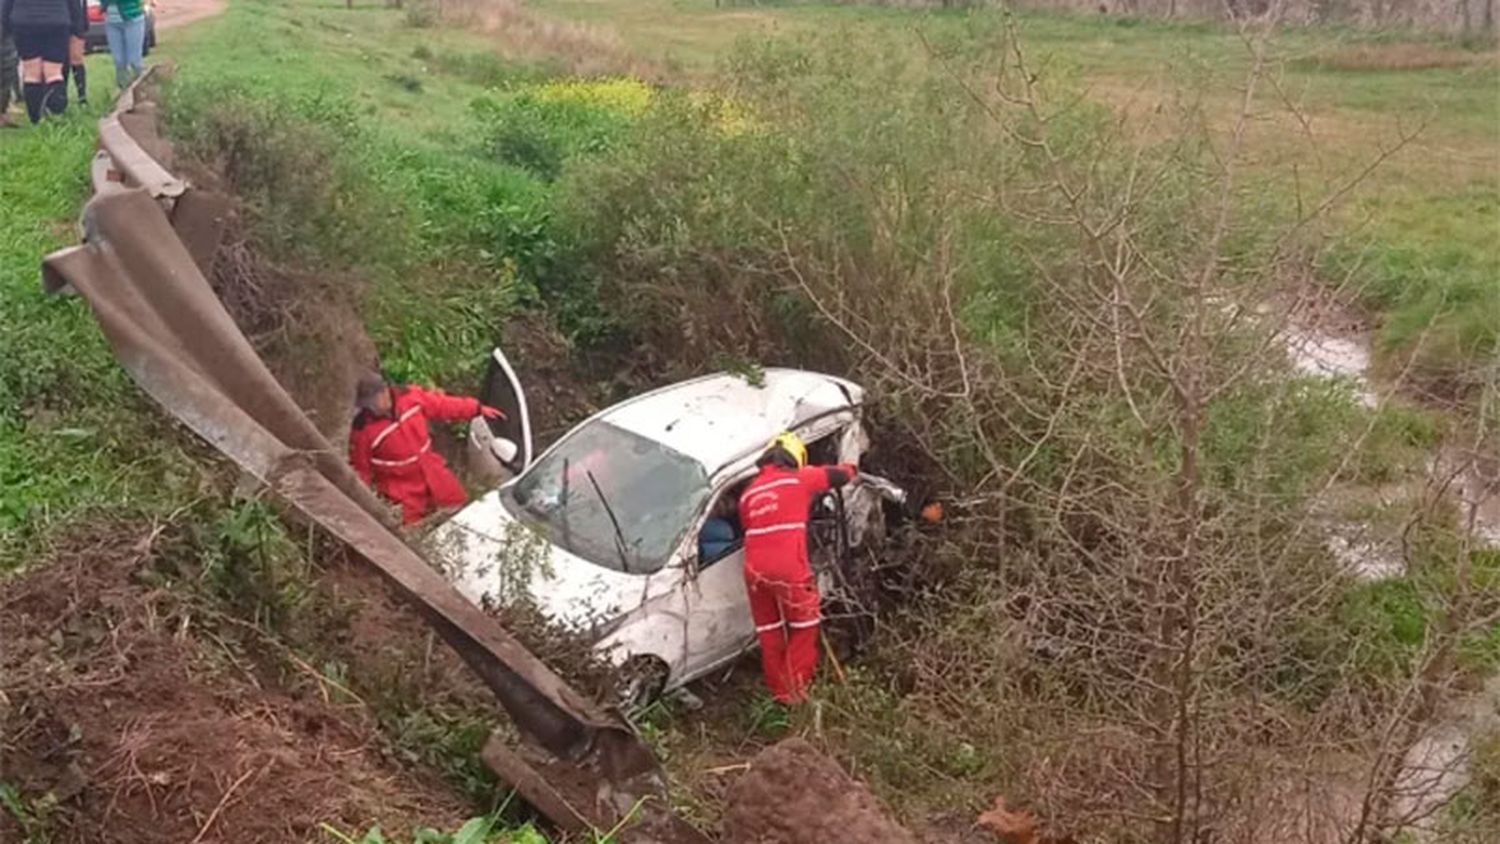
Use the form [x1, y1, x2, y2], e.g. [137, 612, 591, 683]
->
[722, 739, 913, 844]
[0, 525, 469, 843]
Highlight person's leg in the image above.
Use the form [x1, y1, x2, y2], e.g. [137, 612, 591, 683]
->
[21, 56, 46, 123]
[105, 15, 129, 88]
[42, 59, 66, 115]
[122, 16, 145, 83]
[69, 36, 86, 105]
[779, 577, 822, 703]
[746, 570, 792, 702]
[0, 36, 18, 117]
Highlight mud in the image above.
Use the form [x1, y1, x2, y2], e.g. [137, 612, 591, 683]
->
[0, 524, 468, 843]
[721, 738, 912, 844]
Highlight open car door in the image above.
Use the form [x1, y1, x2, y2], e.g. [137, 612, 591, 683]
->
[468, 347, 534, 482]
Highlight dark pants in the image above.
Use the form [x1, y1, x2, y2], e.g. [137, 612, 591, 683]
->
[10, 25, 71, 123]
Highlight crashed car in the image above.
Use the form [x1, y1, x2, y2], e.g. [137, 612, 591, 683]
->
[428, 351, 900, 707]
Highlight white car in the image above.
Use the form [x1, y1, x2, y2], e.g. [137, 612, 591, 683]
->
[427, 350, 898, 708]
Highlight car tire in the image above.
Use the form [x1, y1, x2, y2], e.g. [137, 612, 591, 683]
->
[615, 655, 670, 716]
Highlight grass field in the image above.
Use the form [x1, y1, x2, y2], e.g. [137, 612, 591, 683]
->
[0, 76, 207, 566]
[0, 4, 555, 559]
[537, 0, 1499, 382]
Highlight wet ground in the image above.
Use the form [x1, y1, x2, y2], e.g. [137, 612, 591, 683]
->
[1281, 300, 1499, 840]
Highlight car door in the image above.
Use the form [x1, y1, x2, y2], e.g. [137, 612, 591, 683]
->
[680, 472, 758, 680]
[468, 347, 534, 483]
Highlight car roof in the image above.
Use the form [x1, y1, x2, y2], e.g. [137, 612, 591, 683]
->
[600, 369, 863, 472]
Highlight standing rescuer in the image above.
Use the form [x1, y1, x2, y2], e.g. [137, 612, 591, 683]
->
[738, 432, 857, 704]
[348, 373, 504, 525]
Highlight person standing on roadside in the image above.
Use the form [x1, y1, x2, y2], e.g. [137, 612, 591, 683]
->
[0, 0, 83, 122]
[99, 0, 142, 90]
[0, 22, 22, 127]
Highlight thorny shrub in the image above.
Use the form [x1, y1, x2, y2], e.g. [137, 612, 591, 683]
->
[554, 17, 1498, 843]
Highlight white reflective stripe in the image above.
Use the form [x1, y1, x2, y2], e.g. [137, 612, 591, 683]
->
[371, 439, 431, 467]
[369, 405, 422, 453]
[744, 477, 801, 497]
[745, 522, 806, 537]
[786, 618, 821, 630]
[754, 622, 784, 633]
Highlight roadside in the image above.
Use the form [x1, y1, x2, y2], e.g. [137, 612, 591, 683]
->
[155, 0, 227, 31]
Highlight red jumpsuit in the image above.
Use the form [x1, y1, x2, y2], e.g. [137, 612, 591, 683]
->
[348, 385, 480, 524]
[738, 461, 857, 703]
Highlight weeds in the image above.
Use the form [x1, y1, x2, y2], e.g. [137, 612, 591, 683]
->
[545, 12, 1497, 839]
[0, 783, 57, 843]
[474, 78, 651, 179]
[323, 815, 545, 844]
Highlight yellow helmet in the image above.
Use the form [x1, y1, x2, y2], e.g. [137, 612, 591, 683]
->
[765, 432, 808, 469]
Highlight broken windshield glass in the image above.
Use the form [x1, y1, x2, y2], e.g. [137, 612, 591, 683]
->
[506, 420, 710, 574]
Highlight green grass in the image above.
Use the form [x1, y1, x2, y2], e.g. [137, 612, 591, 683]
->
[159, 1, 594, 382]
[0, 85, 204, 566]
[321, 815, 548, 844]
[534, 0, 1500, 381]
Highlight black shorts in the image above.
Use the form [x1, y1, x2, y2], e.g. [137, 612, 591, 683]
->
[11, 25, 71, 64]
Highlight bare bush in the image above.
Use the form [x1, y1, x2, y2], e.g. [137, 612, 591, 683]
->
[555, 6, 1499, 840]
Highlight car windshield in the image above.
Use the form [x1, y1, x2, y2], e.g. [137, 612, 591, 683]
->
[504, 420, 710, 574]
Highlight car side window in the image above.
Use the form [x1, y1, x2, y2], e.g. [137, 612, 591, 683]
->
[697, 479, 748, 568]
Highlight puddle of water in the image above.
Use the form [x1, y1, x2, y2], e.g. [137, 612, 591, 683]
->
[1394, 675, 1500, 840]
[1277, 314, 1500, 837]
[1283, 324, 1380, 407]
[1326, 528, 1406, 581]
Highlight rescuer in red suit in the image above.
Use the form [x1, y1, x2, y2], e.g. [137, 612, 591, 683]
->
[348, 373, 503, 524]
[737, 432, 857, 703]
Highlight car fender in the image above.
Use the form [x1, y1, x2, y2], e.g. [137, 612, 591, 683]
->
[595, 602, 691, 686]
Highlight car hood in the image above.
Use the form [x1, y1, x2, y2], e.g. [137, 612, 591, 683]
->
[426, 490, 670, 634]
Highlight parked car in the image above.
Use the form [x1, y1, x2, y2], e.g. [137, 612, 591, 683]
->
[428, 352, 901, 709]
[82, 0, 157, 55]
